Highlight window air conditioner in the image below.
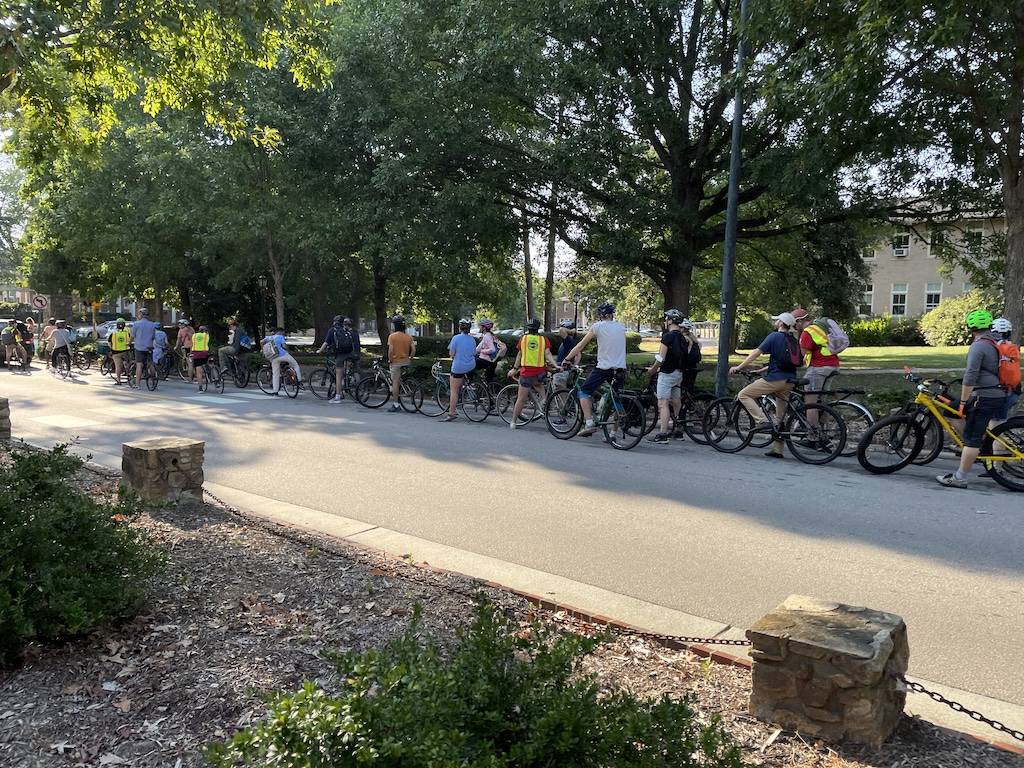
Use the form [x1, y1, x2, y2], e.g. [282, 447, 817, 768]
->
[894, 247, 908, 257]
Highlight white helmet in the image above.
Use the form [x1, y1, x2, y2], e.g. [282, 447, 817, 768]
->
[680, 318, 694, 331]
[993, 317, 1012, 334]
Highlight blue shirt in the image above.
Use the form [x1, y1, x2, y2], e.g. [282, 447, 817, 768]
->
[448, 333, 478, 374]
[556, 334, 577, 364]
[273, 334, 288, 357]
[154, 329, 168, 349]
[758, 331, 798, 382]
[132, 319, 160, 351]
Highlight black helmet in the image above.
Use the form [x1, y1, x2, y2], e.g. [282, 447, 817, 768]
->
[664, 308, 684, 324]
[526, 318, 541, 331]
[597, 302, 615, 317]
[392, 314, 406, 330]
[332, 315, 344, 325]
[558, 319, 574, 329]
[458, 318, 472, 331]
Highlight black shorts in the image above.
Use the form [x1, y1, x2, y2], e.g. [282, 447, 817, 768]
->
[134, 349, 153, 365]
[963, 397, 1007, 448]
[451, 370, 473, 379]
[580, 367, 625, 398]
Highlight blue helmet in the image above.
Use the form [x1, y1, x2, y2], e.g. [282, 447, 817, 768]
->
[597, 302, 615, 317]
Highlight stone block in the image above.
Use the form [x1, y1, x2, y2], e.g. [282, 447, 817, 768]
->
[121, 437, 204, 502]
[0, 397, 9, 439]
[746, 595, 908, 747]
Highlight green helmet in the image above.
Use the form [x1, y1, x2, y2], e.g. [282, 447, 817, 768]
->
[964, 309, 994, 330]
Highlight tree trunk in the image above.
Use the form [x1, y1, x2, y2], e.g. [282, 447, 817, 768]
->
[175, 281, 192, 322]
[348, 267, 364, 329]
[543, 187, 558, 330]
[1002, 174, 1024, 345]
[660, 253, 694, 316]
[522, 212, 535, 321]
[153, 281, 164, 325]
[311, 269, 332, 346]
[265, 232, 285, 329]
[372, 260, 389, 346]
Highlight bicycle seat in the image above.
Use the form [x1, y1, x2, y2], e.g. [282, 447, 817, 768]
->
[788, 377, 810, 386]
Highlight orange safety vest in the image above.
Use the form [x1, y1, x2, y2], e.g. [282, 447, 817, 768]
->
[192, 332, 210, 352]
[519, 334, 546, 368]
[110, 330, 130, 352]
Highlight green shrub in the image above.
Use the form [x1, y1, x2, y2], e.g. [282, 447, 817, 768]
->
[919, 290, 1004, 347]
[0, 446, 163, 665]
[737, 314, 773, 349]
[887, 318, 925, 346]
[208, 602, 743, 768]
[847, 316, 892, 346]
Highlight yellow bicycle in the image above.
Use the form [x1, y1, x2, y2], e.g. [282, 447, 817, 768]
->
[857, 369, 1024, 491]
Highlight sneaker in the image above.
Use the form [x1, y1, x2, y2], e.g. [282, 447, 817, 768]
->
[509, 420, 517, 430]
[764, 450, 784, 459]
[936, 473, 968, 489]
[441, 414, 458, 422]
[578, 422, 597, 437]
[389, 404, 402, 412]
[648, 432, 671, 443]
[330, 396, 342, 404]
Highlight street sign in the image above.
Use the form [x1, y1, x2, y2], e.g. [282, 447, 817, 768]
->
[32, 295, 48, 309]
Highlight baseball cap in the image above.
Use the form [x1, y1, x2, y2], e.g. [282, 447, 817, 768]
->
[791, 308, 810, 321]
[771, 312, 797, 327]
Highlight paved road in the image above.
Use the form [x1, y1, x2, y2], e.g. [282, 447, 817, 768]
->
[4, 366, 1023, 707]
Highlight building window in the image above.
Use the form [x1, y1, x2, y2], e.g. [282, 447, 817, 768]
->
[891, 283, 908, 316]
[928, 228, 946, 258]
[925, 282, 942, 312]
[862, 247, 875, 259]
[892, 232, 910, 258]
[965, 226, 983, 256]
[859, 285, 873, 316]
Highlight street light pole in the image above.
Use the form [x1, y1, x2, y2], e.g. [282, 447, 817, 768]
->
[715, 0, 750, 397]
[573, 292, 582, 329]
[257, 274, 268, 343]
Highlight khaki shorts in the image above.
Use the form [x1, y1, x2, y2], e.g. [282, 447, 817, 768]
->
[805, 366, 838, 393]
[390, 361, 409, 379]
[655, 370, 683, 400]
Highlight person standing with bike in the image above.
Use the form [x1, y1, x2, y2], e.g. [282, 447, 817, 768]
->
[646, 309, 688, 444]
[49, 320, 73, 373]
[317, 316, 360, 404]
[191, 325, 211, 391]
[109, 318, 132, 386]
[937, 310, 1011, 489]
[552, 319, 578, 390]
[443, 318, 478, 422]
[386, 315, 415, 414]
[474, 319, 506, 386]
[562, 301, 627, 437]
[131, 308, 160, 390]
[729, 311, 802, 459]
[175, 318, 195, 381]
[265, 327, 303, 396]
[39, 317, 55, 365]
[509, 318, 558, 429]
[794, 308, 839, 434]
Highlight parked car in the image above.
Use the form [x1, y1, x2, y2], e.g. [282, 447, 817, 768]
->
[639, 327, 661, 338]
[78, 320, 134, 342]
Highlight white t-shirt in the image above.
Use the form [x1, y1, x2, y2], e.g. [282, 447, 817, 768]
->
[592, 320, 627, 369]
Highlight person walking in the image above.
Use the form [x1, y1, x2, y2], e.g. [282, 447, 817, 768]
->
[108, 318, 131, 385]
[2, 319, 22, 370]
[729, 311, 803, 459]
[386, 315, 415, 413]
[937, 310, 1012, 489]
[443, 318, 478, 422]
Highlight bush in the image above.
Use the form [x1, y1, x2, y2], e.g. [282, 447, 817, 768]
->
[208, 602, 743, 768]
[0, 446, 163, 664]
[847, 316, 892, 346]
[888, 318, 926, 346]
[737, 314, 773, 349]
[919, 290, 1003, 347]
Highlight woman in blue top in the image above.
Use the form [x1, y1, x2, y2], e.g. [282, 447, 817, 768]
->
[443, 318, 478, 422]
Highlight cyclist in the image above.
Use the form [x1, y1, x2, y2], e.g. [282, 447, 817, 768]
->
[21, 317, 36, 363]
[474, 318, 506, 385]
[175, 318, 195, 380]
[992, 318, 1021, 417]
[218, 317, 248, 377]
[131, 308, 160, 388]
[552, 319, 577, 389]
[14, 318, 31, 367]
[317, 316, 360, 404]
[679, 318, 702, 393]
[153, 323, 169, 372]
[562, 301, 627, 437]
[191, 325, 211, 391]
[386, 315, 415, 414]
[937, 310, 1011, 489]
[109, 318, 132, 385]
[646, 309, 687, 443]
[263, 327, 302, 395]
[509, 318, 559, 429]
[39, 317, 55, 364]
[2, 319, 22, 370]
[49, 319, 73, 372]
[794, 308, 839, 433]
[729, 311, 802, 459]
[443, 318, 478, 422]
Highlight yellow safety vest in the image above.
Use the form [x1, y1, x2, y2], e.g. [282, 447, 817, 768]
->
[110, 330, 130, 352]
[192, 332, 209, 352]
[520, 334, 546, 368]
[805, 324, 828, 349]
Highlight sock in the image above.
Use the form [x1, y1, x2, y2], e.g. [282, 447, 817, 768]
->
[585, 419, 594, 427]
[954, 470, 969, 481]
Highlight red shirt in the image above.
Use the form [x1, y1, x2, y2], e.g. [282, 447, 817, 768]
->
[800, 328, 840, 368]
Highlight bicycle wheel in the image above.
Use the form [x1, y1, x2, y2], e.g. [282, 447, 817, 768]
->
[749, 398, 775, 449]
[100, 357, 114, 377]
[459, 382, 491, 422]
[496, 384, 533, 425]
[356, 375, 390, 408]
[643, 398, 659, 435]
[145, 364, 159, 390]
[283, 369, 299, 398]
[784, 404, 846, 465]
[984, 418, 1024, 492]
[856, 415, 924, 474]
[910, 409, 944, 465]
[73, 350, 92, 371]
[207, 364, 224, 394]
[681, 392, 716, 444]
[232, 362, 251, 388]
[603, 395, 646, 450]
[830, 401, 874, 458]
[55, 352, 71, 379]
[308, 369, 334, 400]
[545, 388, 582, 439]
[703, 398, 754, 453]
[256, 365, 274, 394]
[176, 353, 190, 382]
[400, 379, 422, 412]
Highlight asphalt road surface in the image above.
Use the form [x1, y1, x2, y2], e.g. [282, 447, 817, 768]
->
[4, 365, 1022, 708]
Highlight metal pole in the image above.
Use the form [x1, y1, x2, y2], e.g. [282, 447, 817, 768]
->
[715, 0, 750, 397]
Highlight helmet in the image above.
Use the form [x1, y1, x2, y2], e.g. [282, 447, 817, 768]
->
[392, 314, 406, 330]
[342, 317, 352, 326]
[56, 319, 66, 327]
[332, 315, 344, 325]
[178, 319, 188, 326]
[964, 309, 994, 330]
[198, 325, 208, 332]
[597, 301, 615, 317]
[993, 317, 1012, 334]
[479, 318, 494, 330]
[664, 308, 684, 324]
[558, 319, 574, 329]
[680, 318, 694, 331]
[526, 317, 541, 331]
[458, 318, 472, 331]
[116, 318, 126, 329]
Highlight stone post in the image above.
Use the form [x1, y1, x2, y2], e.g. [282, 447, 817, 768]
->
[746, 595, 908, 747]
[121, 437, 204, 502]
[0, 397, 10, 439]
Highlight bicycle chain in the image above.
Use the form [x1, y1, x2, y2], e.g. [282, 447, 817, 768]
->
[897, 674, 1024, 743]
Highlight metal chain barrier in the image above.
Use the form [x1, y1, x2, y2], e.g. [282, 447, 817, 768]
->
[897, 674, 1024, 743]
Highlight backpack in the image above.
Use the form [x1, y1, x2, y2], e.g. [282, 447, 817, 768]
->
[261, 339, 278, 361]
[1, 327, 13, 345]
[987, 339, 1022, 393]
[331, 327, 354, 355]
[812, 318, 850, 355]
[238, 334, 253, 350]
[780, 333, 802, 372]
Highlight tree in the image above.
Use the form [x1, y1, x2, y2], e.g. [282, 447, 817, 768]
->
[0, 162, 28, 280]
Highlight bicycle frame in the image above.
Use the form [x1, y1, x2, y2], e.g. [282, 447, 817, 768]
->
[912, 389, 1024, 462]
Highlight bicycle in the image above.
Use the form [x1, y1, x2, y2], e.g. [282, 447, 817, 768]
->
[857, 370, 1024, 491]
[354, 357, 422, 411]
[71, 345, 95, 371]
[221, 351, 252, 388]
[418, 362, 452, 418]
[494, 369, 560, 426]
[626, 364, 715, 444]
[131, 351, 160, 391]
[702, 375, 847, 465]
[308, 356, 359, 400]
[50, 347, 73, 380]
[196, 357, 225, 394]
[543, 365, 646, 450]
[172, 347, 191, 382]
[256, 359, 300, 398]
[794, 370, 874, 458]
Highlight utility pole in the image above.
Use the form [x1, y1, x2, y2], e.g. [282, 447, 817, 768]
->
[715, 0, 750, 397]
